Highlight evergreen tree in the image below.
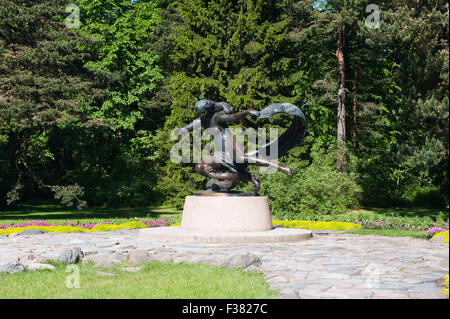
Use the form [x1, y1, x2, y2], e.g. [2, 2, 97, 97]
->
[0, 0, 112, 208]
[355, 0, 449, 205]
[157, 0, 299, 207]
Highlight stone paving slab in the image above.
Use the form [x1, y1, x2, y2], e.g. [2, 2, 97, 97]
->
[0, 229, 448, 299]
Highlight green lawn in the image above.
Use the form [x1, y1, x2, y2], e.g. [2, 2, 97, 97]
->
[1, 204, 447, 239]
[0, 204, 182, 226]
[346, 207, 448, 221]
[0, 260, 276, 299]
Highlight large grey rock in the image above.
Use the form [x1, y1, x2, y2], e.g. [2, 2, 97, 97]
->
[19, 229, 44, 236]
[127, 249, 152, 264]
[18, 253, 37, 263]
[26, 263, 56, 271]
[58, 247, 84, 264]
[276, 288, 301, 299]
[223, 253, 262, 269]
[0, 261, 26, 273]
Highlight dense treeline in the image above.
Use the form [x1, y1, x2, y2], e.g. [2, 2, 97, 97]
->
[0, 0, 448, 215]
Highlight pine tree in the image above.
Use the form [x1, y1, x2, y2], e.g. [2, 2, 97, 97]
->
[157, 0, 298, 207]
[0, 0, 111, 207]
[349, 0, 449, 204]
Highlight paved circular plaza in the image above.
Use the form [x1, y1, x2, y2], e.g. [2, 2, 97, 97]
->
[0, 229, 448, 299]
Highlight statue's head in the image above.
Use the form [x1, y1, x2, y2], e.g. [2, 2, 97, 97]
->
[195, 100, 233, 118]
[195, 100, 215, 118]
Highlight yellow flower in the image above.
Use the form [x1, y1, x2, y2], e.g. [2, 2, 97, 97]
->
[87, 221, 148, 232]
[272, 220, 361, 231]
[88, 224, 121, 232]
[0, 225, 88, 236]
[118, 221, 148, 229]
[440, 274, 449, 296]
[432, 230, 449, 244]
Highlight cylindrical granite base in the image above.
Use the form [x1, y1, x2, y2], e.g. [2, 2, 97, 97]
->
[138, 227, 312, 243]
[181, 195, 272, 232]
[138, 194, 313, 243]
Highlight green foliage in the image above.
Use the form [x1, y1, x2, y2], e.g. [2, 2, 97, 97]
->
[0, 0, 171, 208]
[156, 0, 303, 207]
[261, 148, 362, 219]
[77, 0, 165, 130]
[0, 0, 113, 208]
[0, 0, 448, 211]
[51, 184, 87, 209]
[352, 0, 449, 207]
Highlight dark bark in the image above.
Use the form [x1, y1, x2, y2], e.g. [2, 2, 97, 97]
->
[352, 67, 358, 152]
[352, 33, 359, 152]
[336, 5, 346, 172]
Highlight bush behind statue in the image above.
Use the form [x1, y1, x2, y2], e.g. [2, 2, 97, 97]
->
[260, 149, 362, 219]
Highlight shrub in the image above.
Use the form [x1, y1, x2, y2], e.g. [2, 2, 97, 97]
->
[260, 148, 362, 219]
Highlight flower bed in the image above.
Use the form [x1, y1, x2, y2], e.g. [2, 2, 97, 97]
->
[272, 220, 362, 231]
[0, 217, 174, 236]
[425, 223, 449, 239]
[169, 220, 362, 231]
[353, 220, 449, 233]
[431, 230, 449, 244]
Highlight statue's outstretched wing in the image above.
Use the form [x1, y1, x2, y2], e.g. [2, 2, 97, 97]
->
[245, 103, 307, 160]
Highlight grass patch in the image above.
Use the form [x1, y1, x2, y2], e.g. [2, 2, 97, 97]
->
[0, 204, 182, 226]
[0, 261, 276, 299]
[339, 229, 429, 239]
[346, 207, 448, 221]
[301, 206, 448, 233]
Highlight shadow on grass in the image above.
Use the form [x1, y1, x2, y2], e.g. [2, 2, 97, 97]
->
[0, 204, 181, 222]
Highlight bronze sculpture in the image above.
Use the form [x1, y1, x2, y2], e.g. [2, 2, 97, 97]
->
[177, 99, 307, 195]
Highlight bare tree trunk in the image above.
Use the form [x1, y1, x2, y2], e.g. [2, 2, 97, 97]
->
[64, 139, 69, 175]
[352, 68, 358, 152]
[336, 5, 346, 172]
[352, 32, 359, 152]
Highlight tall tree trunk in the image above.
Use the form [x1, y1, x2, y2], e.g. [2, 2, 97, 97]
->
[63, 139, 69, 175]
[352, 33, 359, 152]
[352, 67, 358, 152]
[336, 5, 346, 172]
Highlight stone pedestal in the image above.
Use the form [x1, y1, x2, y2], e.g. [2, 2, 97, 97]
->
[138, 193, 313, 243]
[181, 195, 272, 232]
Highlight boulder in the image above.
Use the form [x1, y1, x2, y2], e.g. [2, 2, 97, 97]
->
[82, 254, 118, 267]
[223, 253, 262, 269]
[127, 249, 152, 264]
[26, 263, 56, 271]
[0, 261, 26, 273]
[58, 247, 84, 264]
